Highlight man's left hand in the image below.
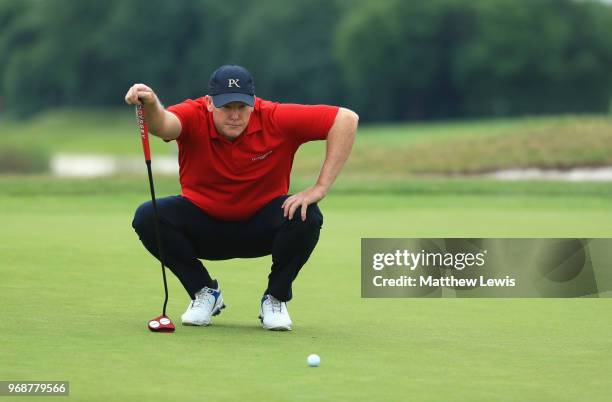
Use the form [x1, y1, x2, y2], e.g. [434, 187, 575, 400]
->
[282, 185, 327, 221]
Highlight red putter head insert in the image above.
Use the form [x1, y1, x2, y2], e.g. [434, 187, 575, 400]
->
[147, 315, 175, 333]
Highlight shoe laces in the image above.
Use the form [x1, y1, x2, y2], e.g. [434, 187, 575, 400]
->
[192, 288, 214, 309]
[265, 295, 283, 313]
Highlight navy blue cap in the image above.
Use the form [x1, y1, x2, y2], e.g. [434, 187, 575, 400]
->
[208, 65, 255, 107]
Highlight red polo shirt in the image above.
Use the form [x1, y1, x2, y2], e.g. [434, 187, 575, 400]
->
[167, 97, 339, 221]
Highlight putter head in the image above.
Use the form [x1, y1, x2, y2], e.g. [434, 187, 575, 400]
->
[148, 314, 175, 333]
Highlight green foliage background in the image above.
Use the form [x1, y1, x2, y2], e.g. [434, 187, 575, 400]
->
[1, 0, 612, 120]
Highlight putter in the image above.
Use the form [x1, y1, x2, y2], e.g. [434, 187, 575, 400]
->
[136, 103, 175, 333]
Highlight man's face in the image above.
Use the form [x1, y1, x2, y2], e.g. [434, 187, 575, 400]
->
[206, 96, 254, 141]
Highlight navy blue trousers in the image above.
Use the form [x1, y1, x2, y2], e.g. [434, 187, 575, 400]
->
[132, 195, 323, 301]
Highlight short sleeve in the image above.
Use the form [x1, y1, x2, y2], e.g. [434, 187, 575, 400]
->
[166, 99, 203, 142]
[271, 103, 339, 145]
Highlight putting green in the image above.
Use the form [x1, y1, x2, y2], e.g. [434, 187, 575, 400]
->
[1, 177, 611, 401]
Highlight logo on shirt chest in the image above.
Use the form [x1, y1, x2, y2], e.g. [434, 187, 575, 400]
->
[251, 150, 273, 161]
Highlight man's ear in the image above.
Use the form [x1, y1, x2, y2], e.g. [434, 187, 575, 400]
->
[205, 95, 214, 112]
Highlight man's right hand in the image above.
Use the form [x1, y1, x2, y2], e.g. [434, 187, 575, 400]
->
[123, 83, 181, 141]
[124, 83, 159, 106]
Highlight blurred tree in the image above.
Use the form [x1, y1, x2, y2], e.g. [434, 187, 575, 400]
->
[169, 0, 251, 103]
[335, 0, 612, 120]
[1, 0, 121, 116]
[89, 0, 235, 106]
[0, 0, 248, 116]
[1, 0, 611, 120]
[455, 0, 612, 116]
[230, 0, 351, 106]
[334, 0, 476, 120]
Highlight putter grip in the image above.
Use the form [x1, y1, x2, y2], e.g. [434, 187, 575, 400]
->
[136, 104, 151, 162]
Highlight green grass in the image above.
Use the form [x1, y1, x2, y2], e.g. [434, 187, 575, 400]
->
[2, 176, 612, 401]
[0, 108, 176, 156]
[295, 114, 612, 175]
[2, 109, 611, 175]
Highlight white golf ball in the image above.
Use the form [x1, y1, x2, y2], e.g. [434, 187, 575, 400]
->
[307, 354, 320, 367]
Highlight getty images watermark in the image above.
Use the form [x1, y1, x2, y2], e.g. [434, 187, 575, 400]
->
[0, 381, 69, 396]
[371, 248, 515, 288]
[361, 238, 612, 298]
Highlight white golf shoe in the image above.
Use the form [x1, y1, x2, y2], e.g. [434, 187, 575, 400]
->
[181, 282, 225, 326]
[259, 294, 292, 331]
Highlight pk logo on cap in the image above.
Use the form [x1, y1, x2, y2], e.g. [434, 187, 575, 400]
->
[208, 65, 255, 107]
